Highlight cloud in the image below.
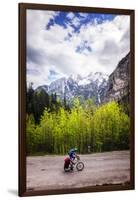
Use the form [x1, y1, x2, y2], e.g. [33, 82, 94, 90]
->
[71, 17, 81, 27]
[67, 12, 75, 20]
[27, 46, 45, 65]
[79, 13, 88, 18]
[27, 10, 130, 88]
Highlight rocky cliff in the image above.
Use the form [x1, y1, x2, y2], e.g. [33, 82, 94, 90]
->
[101, 52, 130, 104]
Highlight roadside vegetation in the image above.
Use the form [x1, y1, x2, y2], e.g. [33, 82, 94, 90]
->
[26, 85, 130, 155]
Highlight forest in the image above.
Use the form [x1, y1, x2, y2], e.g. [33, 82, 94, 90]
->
[26, 84, 130, 155]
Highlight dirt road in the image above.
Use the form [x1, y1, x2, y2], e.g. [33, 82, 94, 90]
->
[27, 150, 130, 191]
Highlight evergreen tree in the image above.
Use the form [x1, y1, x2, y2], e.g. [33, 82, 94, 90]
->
[26, 82, 34, 114]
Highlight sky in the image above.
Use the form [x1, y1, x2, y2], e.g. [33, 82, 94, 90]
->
[27, 9, 130, 88]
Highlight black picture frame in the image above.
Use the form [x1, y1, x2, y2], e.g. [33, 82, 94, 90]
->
[19, 3, 135, 197]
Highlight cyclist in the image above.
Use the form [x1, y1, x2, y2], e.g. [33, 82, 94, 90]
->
[68, 147, 78, 162]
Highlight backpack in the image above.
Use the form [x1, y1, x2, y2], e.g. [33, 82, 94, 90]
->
[64, 157, 70, 168]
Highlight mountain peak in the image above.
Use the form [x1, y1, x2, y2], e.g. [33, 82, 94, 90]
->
[69, 74, 82, 82]
[35, 71, 109, 104]
[88, 72, 108, 80]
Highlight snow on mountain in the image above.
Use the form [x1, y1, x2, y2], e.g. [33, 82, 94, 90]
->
[78, 79, 91, 86]
[69, 74, 82, 83]
[35, 53, 130, 106]
[78, 72, 108, 87]
[36, 72, 109, 104]
[49, 77, 67, 94]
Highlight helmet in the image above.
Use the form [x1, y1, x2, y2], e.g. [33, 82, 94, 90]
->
[74, 147, 78, 151]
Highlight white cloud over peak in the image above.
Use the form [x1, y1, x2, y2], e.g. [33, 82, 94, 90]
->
[26, 10, 130, 88]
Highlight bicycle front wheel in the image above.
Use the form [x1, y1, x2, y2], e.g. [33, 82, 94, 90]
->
[76, 162, 84, 171]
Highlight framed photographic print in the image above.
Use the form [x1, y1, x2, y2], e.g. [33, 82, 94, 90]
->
[19, 3, 135, 197]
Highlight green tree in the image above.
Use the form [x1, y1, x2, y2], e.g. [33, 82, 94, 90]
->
[26, 99, 130, 155]
[93, 101, 130, 151]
